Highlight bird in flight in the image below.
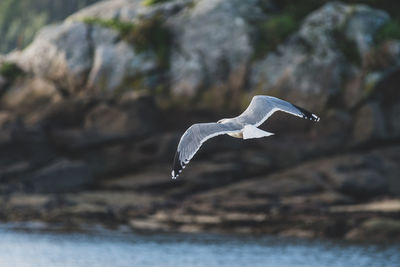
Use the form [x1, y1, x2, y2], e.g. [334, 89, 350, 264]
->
[171, 95, 320, 179]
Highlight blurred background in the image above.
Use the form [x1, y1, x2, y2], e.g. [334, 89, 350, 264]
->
[0, 0, 400, 265]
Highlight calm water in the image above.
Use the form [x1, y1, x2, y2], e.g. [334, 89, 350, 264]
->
[0, 226, 399, 267]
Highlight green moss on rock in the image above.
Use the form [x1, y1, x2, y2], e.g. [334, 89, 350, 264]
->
[0, 61, 24, 81]
[375, 20, 400, 43]
[126, 16, 172, 70]
[253, 14, 298, 60]
[142, 0, 171, 6]
[83, 16, 172, 70]
[333, 29, 361, 66]
[0, 0, 101, 53]
[82, 18, 134, 37]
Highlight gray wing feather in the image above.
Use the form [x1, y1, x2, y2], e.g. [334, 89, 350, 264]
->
[172, 122, 241, 178]
[232, 96, 320, 127]
[172, 95, 320, 179]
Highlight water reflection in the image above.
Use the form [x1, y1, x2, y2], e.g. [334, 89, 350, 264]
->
[0, 227, 399, 267]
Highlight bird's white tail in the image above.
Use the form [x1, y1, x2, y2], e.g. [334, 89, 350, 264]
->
[243, 125, 274, 140]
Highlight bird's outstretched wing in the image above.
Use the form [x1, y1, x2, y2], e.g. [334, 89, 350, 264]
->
[171, 95, 320, 179]
[172, 122, 241, 179]
[232, 95, 320, 127]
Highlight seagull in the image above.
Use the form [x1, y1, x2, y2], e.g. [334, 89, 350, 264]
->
[171, 95, 320, 179]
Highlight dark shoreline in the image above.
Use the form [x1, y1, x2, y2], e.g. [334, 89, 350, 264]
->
[1, 192, 399, 242]
[1, 219, 399, 246]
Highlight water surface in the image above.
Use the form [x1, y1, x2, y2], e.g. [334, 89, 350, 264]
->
[0, 226, 399, 267]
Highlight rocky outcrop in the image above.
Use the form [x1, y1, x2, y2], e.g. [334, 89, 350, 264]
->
[16, 22, 93, 92]
[1, 1, 400, 241]
[10, 22, 158, 95]
[346, 217, 400, 241]
[0, 0, 103, 54]
[180, 145, 400, 215]
[251, 2, 389, 112]
[69, 0, 193, 22]
[68, 0, 144, 21]
[1, 145, 399, 240]
[87, 42, 157, 93]
[3, 0, 397, 107]
[27, 160, 93, 193]
[5, 0, 265, 99]
[168, 0, 265, 97]
[0, 93, 163, 194]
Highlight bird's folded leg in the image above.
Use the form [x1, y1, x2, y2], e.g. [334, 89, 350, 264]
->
[243, 125, 274, 140]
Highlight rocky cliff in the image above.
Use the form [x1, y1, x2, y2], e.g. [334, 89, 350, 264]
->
[0, 0, 102, 53]
[0, 0, 400, 241]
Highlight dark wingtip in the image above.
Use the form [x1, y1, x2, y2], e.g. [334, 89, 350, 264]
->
[293, 104, 320, 122]
[172, 151, 184, 179]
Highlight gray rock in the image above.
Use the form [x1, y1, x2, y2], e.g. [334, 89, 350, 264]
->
[337, 170, 388, 199]
[68, 0, 142, 22]
[48, 96, 160, 153]
[139, 0, 194, 20]
[184, 145, 400, 216]
[19, 22, 93, 92]
[387, 102, 400, 137]
[0, 126, 56, 181]
[0, 74, 6, 93]
[69, 0, 193, 22]
[381, 41, 400, 67]
[87, 42, 157, 93]
[169, 0, 265, 97]
[27, 160, 93, 193]
[350, 41, 400, 109]
[352, 102, 386, 144]
[365, 40, 400, 72]
[346, 217, 400, 241]
[90, 25, 120, 45]
[251, 2, 389, 112]
[342, 66, 364, 108]
[279, 229, 315, 239]
[0, 111, 17, 145]
[318, 151, 391, 199]
[371, 65, 400, 140]
[13, 15, 160, 95]
[344, 4, 389, 56]
[84, 103, 132, 136]
[38, 97, 97, 129]
[100, 168, 171, 192]
[87, 42, 134, 93]
[0, 78, 61, 124]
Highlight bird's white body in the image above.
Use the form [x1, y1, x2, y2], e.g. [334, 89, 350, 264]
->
[225, 124, 274, 139]
[227, 131, 243, 138]
[218, 118, 274, 139]
[242, 124, 274, 139]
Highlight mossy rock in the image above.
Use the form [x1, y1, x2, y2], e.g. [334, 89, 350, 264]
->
[347, 217, 400, 241]
[254, 0, 400, 61]
[82, 18, 135, 37]
[83, 16, 172, 70]
[115, 74, 148, 96]
[375, 19, 400, 43]
[142, 0, 171, 6]
[253, 14, 298, 60]
[333, 29, 361, 66]
[126, 16, 172, 70]
[364, 72, 382, 96]
[0, 61, 24, 81]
